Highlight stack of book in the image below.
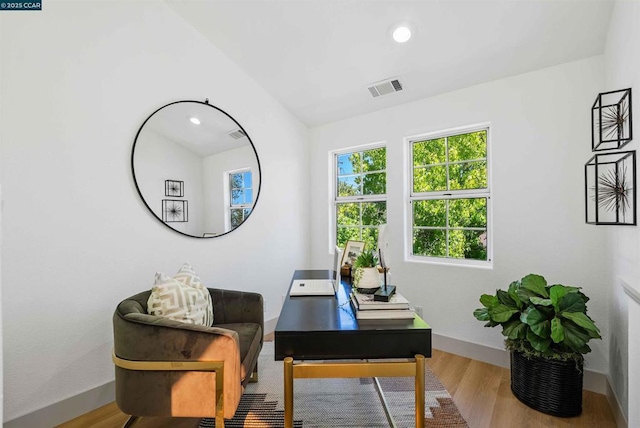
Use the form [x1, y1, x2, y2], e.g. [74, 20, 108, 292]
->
[350, 290, 415, 320]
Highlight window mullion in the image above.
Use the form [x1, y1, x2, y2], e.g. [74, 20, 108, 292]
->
[358, 202, 364, 241]
[445, 136, 450, 191]
[359, 151, 364, 195]
[445, 200, 450, 258]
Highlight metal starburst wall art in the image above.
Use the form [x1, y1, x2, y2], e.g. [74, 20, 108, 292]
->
[592, 88, 633, 151]
[169, 183, 181, 195]
[167, 203, 183, 220]
[593, 166, 633, 220]
[162, 199, 188, 222]
[599, 98, 629, 141]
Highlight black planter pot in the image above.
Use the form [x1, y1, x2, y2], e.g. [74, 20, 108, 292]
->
[510, 351, 583, 417]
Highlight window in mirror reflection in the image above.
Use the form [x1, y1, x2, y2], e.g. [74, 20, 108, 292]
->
[229, 169, 254, 230]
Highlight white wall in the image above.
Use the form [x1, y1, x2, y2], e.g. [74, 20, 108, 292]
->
[0, 12, 4, 424]
[0, 1, 309, 423]
[603, 1, 640, 423]
[203, 145, 260, 235]
[135, 130, 204, 235]
[310, 57, 610, 373]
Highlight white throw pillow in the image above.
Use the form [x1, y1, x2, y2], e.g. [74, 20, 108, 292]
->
[147, 263, 214, 326]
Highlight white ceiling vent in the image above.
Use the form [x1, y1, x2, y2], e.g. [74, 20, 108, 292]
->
[367, 78, 404, 98]
[227, 129, 247, 140]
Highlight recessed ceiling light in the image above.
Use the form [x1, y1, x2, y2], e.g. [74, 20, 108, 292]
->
[190, 117, 201, 125]
[392, 25, 412, 43]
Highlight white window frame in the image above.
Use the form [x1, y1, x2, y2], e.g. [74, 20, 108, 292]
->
[405, 123, 493, 268]
[330, 142, 387, 252]
[226, 168, 253, 231]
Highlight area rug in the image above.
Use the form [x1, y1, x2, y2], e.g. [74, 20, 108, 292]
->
[200, 342, 468, 428]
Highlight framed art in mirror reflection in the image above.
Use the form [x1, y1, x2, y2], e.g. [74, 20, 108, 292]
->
[162, 199, 188, 222]
[165, 179, 184, 197]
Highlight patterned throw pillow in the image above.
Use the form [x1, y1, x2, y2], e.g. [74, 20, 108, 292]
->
[147, 263, 214, 326]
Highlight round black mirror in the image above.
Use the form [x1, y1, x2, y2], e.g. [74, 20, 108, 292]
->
[132, 100, 261, 238]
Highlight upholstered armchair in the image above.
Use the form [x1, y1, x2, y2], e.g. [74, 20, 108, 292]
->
[113, 288, 264, 428]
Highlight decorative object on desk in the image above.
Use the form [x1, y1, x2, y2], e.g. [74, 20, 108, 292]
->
[592, 88, 632, 151]
[352, 291, 410, 310]
[341, 239, 365, 267]
[340, 264, 351, 280]
[473, 274, 601, 417]
[353, 307, 415, 320]
[162, 199, 188, 222]
[374, 248, 396, 301]
[585, 150, 636, 225]
[350, 291, 414, 320]
[199, 342, 468, 428]
[164, 179, 184, 197]
[352, 249, 380, 292]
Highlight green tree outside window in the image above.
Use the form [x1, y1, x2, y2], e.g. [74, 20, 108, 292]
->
[336, 147, 387, 251]
[411, 130, 489, 262]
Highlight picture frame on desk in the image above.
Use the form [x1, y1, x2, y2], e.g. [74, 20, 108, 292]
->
[342, 240, 365, 267]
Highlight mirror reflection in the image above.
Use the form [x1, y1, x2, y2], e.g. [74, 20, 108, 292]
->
[132, 100, 261, 238]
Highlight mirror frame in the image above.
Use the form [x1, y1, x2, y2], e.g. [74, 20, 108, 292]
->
[131, 99, 262, 238]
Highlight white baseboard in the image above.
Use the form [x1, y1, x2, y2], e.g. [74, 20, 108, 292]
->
[264, 316, 278, 335]
[434, 334, 627, 423]
[432, 333, 510, 368]
[5, 326, 622, 427]
[606, 376, 628, 428]
[5, 317, 280, 427]
[4, 381, 115, 428]
[432, 333, 608, 394]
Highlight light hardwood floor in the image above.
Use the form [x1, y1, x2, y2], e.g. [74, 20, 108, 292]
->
[58, 340, 617, 428]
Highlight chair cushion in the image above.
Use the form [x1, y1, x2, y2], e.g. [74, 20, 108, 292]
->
[216, 322, 262, 384]
[147, 263, 213, 326]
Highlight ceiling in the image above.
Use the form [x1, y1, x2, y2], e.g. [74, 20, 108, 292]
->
[166, 0, 614, 128]
[145, 101, 250, 157]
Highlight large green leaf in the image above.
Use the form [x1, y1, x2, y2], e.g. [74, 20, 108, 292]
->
[550, 317, 564, 343]
[489, 304, 519, 323]
[480, 294, 499, 308]
[507, 281, 523, 309]
[561, 312, 601, 338]
[549, 285, 569, 311]
[559, 293, 586, 314]
[530, 297, 552, 306]
[497, 289, 517, 308]
[474, 308, 490, 321]
[578, 291, 590, 304]
[551, 284, 580, 294]
[516, 287, 539, 304]
[537, 305, 555, 318]
[526, 328, 551, 352]
[502, 319, 527, 339]
[521, 274, 549, 298]
[561, 319, 592, 353]
[521, 307, 551, 338]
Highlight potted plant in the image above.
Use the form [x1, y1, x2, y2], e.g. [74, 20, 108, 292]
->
[352, 249, 381, 291]
[473, 274, 601, 417]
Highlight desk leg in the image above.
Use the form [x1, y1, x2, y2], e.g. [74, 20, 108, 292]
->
[284, 357, 294, 428]
[415, 354, 425, 428]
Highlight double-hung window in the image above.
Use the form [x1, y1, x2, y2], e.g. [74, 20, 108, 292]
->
[334, 145, 387, 251]
[229, 169, 253, 230]
[409, 127, 491, 265]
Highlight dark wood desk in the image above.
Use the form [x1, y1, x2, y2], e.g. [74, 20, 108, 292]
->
[275, 270, 432, 428]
